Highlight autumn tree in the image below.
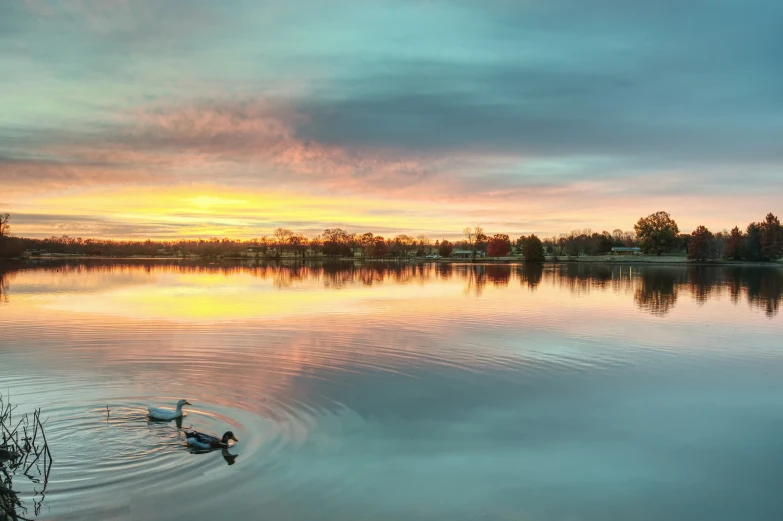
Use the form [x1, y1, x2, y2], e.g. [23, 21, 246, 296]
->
[760, 213, 783, 260]
[522, 234, 545, 262]
[515, 235, 526, 253]
[725, 227, 745, 260]
[678, 233, 690, 255]
[634, 211, 680, 255]
[713, 230, 728, 259]
[746, 222, 763, 261]
[438, 240, 454, 257]
[688, 226, 716, 261]
[596, 232, 613, 254]
[486, 234, 511, 257]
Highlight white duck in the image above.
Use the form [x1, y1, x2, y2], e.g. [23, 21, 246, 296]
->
[148, 399, 191, 420]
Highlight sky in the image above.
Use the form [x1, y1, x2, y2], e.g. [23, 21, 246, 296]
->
[1, 0, 782, 240]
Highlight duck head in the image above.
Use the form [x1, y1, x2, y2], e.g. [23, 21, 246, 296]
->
[176, 399, 192, 409]
[221, 431, 239, 444]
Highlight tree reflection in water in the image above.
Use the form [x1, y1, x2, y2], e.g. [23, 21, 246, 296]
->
[0, 260, 23, 304]
[729, 267, 783, 317]
[517, 263, 543, 289]
[0, 259, 780, 317]
[0, 269, 6, 303]
[485, 265, 511, 287]
[634, 268, 684, 316]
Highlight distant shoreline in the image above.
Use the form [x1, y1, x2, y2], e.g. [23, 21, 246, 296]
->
[3, 254, 782, 268]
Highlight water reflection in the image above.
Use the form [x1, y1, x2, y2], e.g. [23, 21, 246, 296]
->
[148, 415, 186, 429]
[221, 448, 238, 466]
[0, 259, 781, 317]
[736, 267, 783, 317]
[635, 268, 683, 316]
[0, 260, 23, 303]
[485, 265, 511, 287]
[518, 263, 543, 289]
[3, 258, 783, 521]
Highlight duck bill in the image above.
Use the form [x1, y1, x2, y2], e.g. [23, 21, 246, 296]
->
[184, 401, 192, 405]
[231, 436, 239, 442]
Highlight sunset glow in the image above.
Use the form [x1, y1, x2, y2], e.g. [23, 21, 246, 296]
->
[2, 1, 781, 239]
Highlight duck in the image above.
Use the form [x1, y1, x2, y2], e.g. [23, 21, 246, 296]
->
[148, 399, 191, 420]
[185, 430, 239, 450]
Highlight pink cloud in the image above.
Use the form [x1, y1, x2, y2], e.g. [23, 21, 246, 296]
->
[0, 157, 157, 198]
[8, 96, 780, 237]
[56, 99, 456, 196]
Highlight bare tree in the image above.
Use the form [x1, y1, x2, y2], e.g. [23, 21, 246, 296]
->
[0, 213, 9, 257]
[463, 225, 484, 261]
[416, 234, 431, 256]
[0, 213, 9, 239]
[273, 228, 294, 256]
[358, 232, 375, 257]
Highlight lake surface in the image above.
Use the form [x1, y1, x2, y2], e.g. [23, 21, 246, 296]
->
[1, 259, 782, 521]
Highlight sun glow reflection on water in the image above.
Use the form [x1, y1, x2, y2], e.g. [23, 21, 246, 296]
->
[1, 260, 782, 521]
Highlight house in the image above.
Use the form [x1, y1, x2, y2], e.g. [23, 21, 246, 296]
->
[611, 247, 642, 255]
[452, 249, 486, 259]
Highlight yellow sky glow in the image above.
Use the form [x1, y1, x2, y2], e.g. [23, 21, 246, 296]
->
[12, 184, 484, 239]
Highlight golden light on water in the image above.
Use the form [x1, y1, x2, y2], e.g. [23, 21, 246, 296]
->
[4, 263, 778, 333]
[13, 268, 469, 322]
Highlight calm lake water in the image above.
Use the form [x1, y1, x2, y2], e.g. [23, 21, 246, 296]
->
[1, 259, 782, 520]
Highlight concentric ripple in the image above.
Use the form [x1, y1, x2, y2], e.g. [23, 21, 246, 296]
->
[2, 261, 783, 521]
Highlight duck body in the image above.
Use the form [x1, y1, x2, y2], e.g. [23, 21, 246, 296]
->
[185, 430, 238, 450]
[148, 399, 191, 420]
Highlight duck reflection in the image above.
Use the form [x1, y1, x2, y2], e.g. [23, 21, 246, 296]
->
[221, 448, 239, 466]
[147, 414, 185, 429]
[186, 447, 239, 466]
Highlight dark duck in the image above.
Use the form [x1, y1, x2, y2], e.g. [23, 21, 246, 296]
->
[185, 430, 239, 450]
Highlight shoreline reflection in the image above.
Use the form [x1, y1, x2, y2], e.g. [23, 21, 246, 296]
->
[0, 259, 781, 317]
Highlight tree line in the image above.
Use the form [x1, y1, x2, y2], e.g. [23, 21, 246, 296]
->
[0, 210, 781, 262]
[632, 210, 783, 261]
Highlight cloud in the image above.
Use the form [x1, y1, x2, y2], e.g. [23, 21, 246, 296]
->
[1, 0, 781, 238]
[3, 98, 461, 198]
